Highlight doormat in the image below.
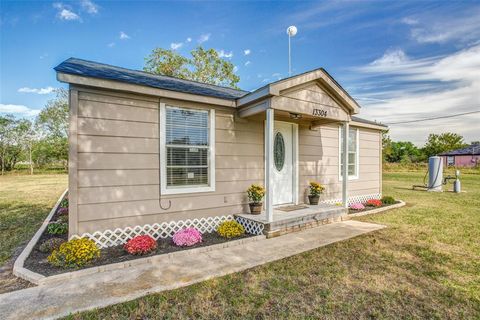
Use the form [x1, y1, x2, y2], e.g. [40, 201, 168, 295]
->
[277, 205, 309, 212]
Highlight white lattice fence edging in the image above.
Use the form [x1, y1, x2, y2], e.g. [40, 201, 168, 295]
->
[321, 193, 382, 206]
[235, 216, 265, 236]
[71, 215, 236, 248]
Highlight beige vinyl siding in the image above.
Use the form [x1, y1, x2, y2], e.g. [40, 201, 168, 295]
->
[298, 124, 381, 203]
[72, 88, 264, 235]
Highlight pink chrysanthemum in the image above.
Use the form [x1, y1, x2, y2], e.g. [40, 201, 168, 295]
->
[350, 203, 365, 210]
[172, 227, 202, 247]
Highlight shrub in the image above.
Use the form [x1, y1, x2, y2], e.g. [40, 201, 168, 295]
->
[381, 196, 396, 205]
[39, 238, 65, 253]
[57, 207, 68, 216]
[48, 238, 99, 268]
[366, 199, 382, 207]
[57, 215, 68, 224]
[47, 222, 68, 235]
[60, 198, 69, 208]
[350, 203, 365, 210]
[172, 228, 202, 247]
[247, 184, 265, 204]
[217, 221, 245, 238]
[309, 182, 325, 196]
[124, 235, 157, 255]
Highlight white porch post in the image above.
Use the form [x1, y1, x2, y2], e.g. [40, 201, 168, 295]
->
[265, 108, 274, 222]
[342, 122, 349, 208]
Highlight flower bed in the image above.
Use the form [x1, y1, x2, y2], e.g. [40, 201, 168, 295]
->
[348, 196, 401, 215]
[25, 232, 254, 276]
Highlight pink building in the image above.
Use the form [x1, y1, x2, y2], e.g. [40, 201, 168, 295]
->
[439, 144, 480, 168]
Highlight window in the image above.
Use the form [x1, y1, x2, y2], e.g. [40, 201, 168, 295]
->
[274, 132, 285, 171]
[447, 156, 454, 166]
[160, 105, 215, 194]
[339, 127, 359, 179]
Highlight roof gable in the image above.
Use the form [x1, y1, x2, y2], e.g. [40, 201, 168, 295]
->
[238, 68, 360, 114]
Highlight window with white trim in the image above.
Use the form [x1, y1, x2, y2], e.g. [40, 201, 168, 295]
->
[161, 105, 215, 194]
[339, 127, 359, 179]
[447, 156, 454, 166]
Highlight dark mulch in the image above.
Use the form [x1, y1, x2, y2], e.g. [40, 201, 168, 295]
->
[25, 229, 253, 277]
[348, 201, 401, 214]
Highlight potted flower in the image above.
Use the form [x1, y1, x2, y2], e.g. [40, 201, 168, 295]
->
[308, 182, 324, 205]
[247, 184, 265, 214]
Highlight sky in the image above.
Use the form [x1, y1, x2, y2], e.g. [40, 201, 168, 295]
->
[1, 0, 479, 145]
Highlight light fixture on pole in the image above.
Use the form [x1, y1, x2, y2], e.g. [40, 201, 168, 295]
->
[287, 25, 297, 76]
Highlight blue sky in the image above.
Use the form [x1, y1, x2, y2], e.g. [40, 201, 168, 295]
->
[1, 0, 479, 144]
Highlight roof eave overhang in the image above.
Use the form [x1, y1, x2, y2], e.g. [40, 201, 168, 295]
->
[350, 120, 388, 131]
[57, 72, 237, 108]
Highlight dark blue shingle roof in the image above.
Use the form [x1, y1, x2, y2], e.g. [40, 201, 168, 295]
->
[55, 58, 249, 100]
[439, 144, 480, 156]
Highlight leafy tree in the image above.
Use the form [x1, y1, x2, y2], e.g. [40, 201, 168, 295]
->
[423, 133, 467, 158]
[144, 46, 240, 88]
[16, 119, 37, 174]
[385, 141, 422, 163]
[36, 88, 69, 138]
[0, 115, 27, 174]
[35, 89, 69, 169]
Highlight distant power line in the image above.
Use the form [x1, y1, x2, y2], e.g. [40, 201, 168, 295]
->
[385, 110, 480, 125]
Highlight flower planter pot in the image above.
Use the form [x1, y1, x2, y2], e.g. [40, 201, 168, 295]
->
[308, 195, 320, 205]
[249, 203, 263, 215]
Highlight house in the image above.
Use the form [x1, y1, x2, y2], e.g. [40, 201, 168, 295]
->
[55, 58, 387, 242]
[439, 144, 480, 168]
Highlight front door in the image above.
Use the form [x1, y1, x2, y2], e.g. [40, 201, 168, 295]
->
[272, 121, 294, 205]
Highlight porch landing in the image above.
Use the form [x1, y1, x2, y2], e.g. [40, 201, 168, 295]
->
[236, 203, 348, 238]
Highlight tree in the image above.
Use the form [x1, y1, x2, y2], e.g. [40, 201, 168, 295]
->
[0, 115, 27, 174]
[35, 89, 69, 169]
[423, 133, 467, 158]
[36, 88, 69, 138]
[16, 119, 37, 174]
[385, 141, 422, 163]
[144, 46, 240, 88]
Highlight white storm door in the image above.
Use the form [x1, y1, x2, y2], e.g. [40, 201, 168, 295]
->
[272, 121, 294, 205]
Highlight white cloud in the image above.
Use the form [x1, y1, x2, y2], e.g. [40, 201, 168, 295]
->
[0, 104, 41, 117]
[53, 3, 81, 21]
[119, 31, 130, 40]
[272, 73, 282, 80]
[18, 86, 55, 95]
[233, 66, 239, 73]
[186, 37, 192, 42]
[170, 42, 183, 50]
[352, 44, 480, 144]
[244, 61, 251, 66]
[401, 17, 418, 26]
[244, 49, 251, 55]
[218, 50, 233, 59]
[81, 0, 98, 14]
[107, 42, 115, 48]
[198, 33, 210, 44]
[402, 9, 480, 44]
[370, 49, 409, 68]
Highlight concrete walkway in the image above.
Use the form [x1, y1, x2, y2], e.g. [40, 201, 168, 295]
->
[0, 220, 384, 320]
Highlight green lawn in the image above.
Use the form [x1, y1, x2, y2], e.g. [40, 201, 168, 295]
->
[0, 174, 67, 265]
[0, 171, 478, 318]
[64, 170, 479, 319]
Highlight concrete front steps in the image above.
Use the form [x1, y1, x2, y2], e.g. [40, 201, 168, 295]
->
[235, 203, 348, 238]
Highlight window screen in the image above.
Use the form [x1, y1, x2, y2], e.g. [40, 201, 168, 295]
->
[166, 107, 210, 187]
[340, 128, 358, 177]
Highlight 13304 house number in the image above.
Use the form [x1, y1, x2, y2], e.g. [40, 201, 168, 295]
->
[312, 109, 328, 117]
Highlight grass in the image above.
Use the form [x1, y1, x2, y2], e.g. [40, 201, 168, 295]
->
[0, 174, 67, 265]
[0, 171, 478, 318]
[65, 170, 479, 319]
